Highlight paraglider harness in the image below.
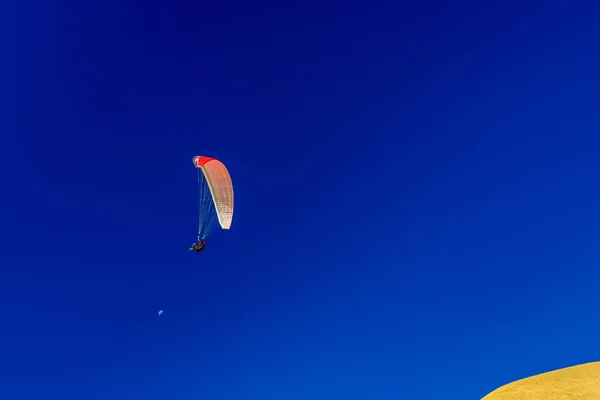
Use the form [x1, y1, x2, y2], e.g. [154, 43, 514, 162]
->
[189, 237, 206, 252]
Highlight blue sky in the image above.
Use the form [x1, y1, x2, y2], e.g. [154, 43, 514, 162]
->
[4, 0, 600, 399]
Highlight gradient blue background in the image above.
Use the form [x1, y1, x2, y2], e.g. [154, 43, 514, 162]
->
[3, 0, 600, 399]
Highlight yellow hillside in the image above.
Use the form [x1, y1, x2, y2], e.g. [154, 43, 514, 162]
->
[483, 362, 600, 399]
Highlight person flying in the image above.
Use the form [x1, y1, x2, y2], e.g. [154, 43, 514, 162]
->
[189, 239, 206, 252]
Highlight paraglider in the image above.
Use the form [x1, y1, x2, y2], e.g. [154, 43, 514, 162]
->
[189, 238, 206, 252]
[190, 156, 234, 252]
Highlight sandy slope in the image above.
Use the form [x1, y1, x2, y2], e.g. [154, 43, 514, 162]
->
[482, 362, 600, 399]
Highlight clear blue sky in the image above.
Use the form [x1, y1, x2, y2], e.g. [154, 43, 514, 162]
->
[3, 0, 600, 399]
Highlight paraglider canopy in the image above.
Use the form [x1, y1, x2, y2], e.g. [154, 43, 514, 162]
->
[482, 362, 600, 399]
[193, 156, 234, 239]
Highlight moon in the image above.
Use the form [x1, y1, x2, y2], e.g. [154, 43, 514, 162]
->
[158, 310, 164, 316]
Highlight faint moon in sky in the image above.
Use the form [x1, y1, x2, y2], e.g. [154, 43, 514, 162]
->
[158, 310, 164, 316]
